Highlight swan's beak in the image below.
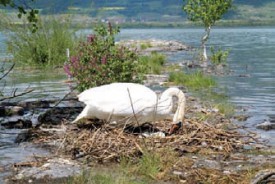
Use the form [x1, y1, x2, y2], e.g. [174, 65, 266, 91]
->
[168, 121, 182, 135]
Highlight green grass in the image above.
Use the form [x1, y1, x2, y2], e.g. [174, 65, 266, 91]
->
[66, 169, 146, 184]
[3, 16, 77, 68]
[139, 52, 166, 74]
[215, 102, 235, 117]
[140, 42, 152, 50]
[66, 149, 175, 184]
[168, 71, 236, 117]
[169, 71, 216, 91]
[136, 151, 161, 179]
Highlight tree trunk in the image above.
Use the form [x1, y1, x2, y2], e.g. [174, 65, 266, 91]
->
[201, 26, 211, 61]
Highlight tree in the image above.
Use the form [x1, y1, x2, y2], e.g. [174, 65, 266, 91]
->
[0, 0, 39, 32]
[182, 0, 233, 61]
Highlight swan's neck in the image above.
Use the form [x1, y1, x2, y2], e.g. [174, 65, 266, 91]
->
[160, 88, 186, 124]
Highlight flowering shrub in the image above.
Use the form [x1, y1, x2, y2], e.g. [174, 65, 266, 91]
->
[64, 23, 145, 91]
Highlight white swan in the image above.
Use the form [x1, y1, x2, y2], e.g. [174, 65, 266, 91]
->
[72, 83, 186, 133]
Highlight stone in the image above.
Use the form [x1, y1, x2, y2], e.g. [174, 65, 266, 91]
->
[38, 107, 83, 125]
[173, 170, 183, 176]
[256, 120, 275, 131]
[0, 106, 5, 117]
[0, 106, 24, 117]
[243, 145, 253, 150]
[117, 39, 191, 53]
[1, 117, 32, 129]
[192, 159, 222, 170]
[223, 170, 231, 175]
[15, 130, 32, 143]
[18, 100, 51, 109]
[144, 74, 169, 86]
[9, 106, 24, 116]
[14, 158, 82, 180]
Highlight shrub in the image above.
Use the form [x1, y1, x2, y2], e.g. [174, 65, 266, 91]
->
[210, 46, 230, 65]
[5, 17, 76, 67]
[64, 23, 145, 91]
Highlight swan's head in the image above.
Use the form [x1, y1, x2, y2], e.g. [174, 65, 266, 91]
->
[168, 121, 182, 135]
[161, 87, 186, 135]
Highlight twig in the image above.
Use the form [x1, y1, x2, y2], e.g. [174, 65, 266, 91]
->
[0, 88, 34, 102]
[127, 88, 140, 126]
[52, 89, 75, 108]
[0, 63, 14, 80]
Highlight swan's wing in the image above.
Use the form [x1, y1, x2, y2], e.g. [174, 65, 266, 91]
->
[78, 83, 157, 116]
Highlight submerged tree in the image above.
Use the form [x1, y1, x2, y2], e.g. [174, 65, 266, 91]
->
[182, 0, 233, 61]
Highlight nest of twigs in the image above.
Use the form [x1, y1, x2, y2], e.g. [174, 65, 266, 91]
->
[52, 115, 255, 163]
[29, 97, 257, 163]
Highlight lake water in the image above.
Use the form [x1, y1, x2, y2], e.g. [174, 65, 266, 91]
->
[0, 28, 274, 179]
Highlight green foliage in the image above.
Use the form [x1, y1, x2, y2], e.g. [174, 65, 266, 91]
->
[169, 71, 216, 90]
[65, 23, 145, 92]
[139, 52, 166, 74]
[182, 0, 233, 61]
[182, 0, 233, 28]
[0, 0, 39, 32]
[210, 47, 230, 65]
[5, 17, 76, 67]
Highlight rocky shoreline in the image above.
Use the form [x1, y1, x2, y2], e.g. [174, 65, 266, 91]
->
[1, 89, 274, 184]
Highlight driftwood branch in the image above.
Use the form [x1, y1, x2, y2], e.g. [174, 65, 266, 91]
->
[0, 88, 34, 102]
[251, 170, 275, 184]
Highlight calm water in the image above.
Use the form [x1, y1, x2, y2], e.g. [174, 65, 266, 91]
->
[0, 28, 274, 177]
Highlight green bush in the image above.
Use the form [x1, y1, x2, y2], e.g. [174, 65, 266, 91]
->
[210, 47, 230, 65]
[6, 17, 76, 67]
[139, 51, 166, 74]
[64, 23, 145, 91]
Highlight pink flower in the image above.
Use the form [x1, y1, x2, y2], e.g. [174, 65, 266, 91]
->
[70, 56, 79, 67]
[63, 63, 72, 77]
[101, 56, 107, 64]
[87, 34, 96, 43]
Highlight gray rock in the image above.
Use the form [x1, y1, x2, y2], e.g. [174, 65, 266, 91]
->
[15, 158, 82, 180]
[0, 106, 24, 117]
[18, 100, 51, 109]
[0, 116, 32, 129]
[117, 39, 191, 52]
[256, 120, 275, 131]
[192, 159, 222, 170]
[144, 74, 169, 86]
[38, 107, 83, 125]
